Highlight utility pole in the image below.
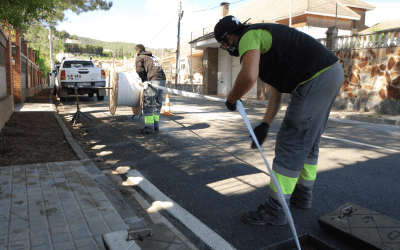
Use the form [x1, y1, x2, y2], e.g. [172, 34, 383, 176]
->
[175, 2, 183, 89]
[289, 0, 292, 27]
[190, 31, 194, 92]
[335, 0, 338, 27]
[49, 27, 54, 83]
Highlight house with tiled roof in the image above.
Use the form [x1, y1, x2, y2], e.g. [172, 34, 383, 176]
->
[359, 18, 400, 34]
[190, 0, 375, 98]
[160, 37, 203, 85]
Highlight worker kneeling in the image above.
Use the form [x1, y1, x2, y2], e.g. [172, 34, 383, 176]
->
[214, 16, 344, 226]
[134, 44, 167, 134]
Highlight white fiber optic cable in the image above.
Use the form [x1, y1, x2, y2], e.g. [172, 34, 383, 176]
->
[152, 85, 301, 250]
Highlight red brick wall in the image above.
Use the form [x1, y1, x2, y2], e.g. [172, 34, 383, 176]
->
[12, 29, 22, 103]
[23, 41, 28, 88]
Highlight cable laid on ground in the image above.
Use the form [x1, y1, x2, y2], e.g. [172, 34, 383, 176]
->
[152, 84, 301, 250]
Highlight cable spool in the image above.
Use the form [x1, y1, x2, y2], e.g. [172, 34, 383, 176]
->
[108, 65, 143, 116]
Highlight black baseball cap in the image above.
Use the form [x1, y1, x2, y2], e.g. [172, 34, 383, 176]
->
[214, 15, 244, 42]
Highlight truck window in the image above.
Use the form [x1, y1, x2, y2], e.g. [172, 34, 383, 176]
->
[63, 61, 94, 68]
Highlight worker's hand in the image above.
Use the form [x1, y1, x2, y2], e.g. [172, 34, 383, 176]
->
[251, 122, 270, 149]
[141, 81, 149, 90]
[225, 99, 241, 111]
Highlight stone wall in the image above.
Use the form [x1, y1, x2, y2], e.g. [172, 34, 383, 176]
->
[333, 46, 400, 114]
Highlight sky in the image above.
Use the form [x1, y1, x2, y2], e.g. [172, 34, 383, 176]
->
[56, 0, 400, 49]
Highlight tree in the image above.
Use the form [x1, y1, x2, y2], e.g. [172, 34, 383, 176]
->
[0, 0, 56, 29]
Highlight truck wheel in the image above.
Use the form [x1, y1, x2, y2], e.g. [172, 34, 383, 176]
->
[88, 93, 94, 97]
[60, 97, 67, 101]
[97, 95, 104, 101]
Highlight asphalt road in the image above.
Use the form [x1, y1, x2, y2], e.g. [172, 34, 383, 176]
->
[57, 94, 400, 250]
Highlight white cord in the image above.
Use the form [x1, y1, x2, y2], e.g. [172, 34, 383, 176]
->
[153, 85, 301, 250]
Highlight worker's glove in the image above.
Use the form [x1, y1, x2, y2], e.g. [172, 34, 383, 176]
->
[251, 122, 270, 149]
[141, 81, 150, 90]
[225, 99, 241, 111]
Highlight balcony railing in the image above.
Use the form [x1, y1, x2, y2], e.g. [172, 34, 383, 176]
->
[318, 28, 400, 50]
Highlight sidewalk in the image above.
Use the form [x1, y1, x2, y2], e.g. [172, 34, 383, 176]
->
[1, 95, 192, 249]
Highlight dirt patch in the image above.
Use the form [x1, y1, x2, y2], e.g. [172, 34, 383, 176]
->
[0, 88, 86, 167]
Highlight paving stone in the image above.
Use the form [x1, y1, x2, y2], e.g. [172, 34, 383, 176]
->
[82, 208, 102, 221]
[0, 224, 8, 236]
[8, 239, 29, 249]
[71, 228, 92, 240]
[0, 209, 10, 218]
[0, 201, 11, 210]
[31, 244, 53, 250]
[11, 197, 27, 208]
[50, 226, 70, 235]
[48, 214, 67, 227]
[94, 199, 112, 208]
[78, 198, 97, 209]
[65, 210, 86, 224]
[58, 193, 75, 201]
[8, 232, 28, 242]
[94, 235, 106, 250]
[28, 188, 42, 196]
[30, 235, 51, 247]
[61, 199, 80, 212]
[0, 235, 7, 245]
[10, 207, 28, 220]
[103, 214, 125, 226]
[30, 229, 49, 239]
[28, 195, 43, 202]
[109, 223, 129, 232]
[28, 206, 44, 216]
[53, 241, 75, 250]
[79, 244, 100, 250]
[69, 222, 88, 232]
[51, 232, 72, 244]
[75, 237, 98, 248]
[9, 219, 29, 234]
[87, 220, 111, 236]
[12, 190, 27, 198]
[29, 216, 48, 231]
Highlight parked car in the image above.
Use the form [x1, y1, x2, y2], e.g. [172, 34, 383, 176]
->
[54, 58, 106, 101]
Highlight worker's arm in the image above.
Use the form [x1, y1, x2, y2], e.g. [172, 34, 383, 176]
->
[262, 85, 283, 125]
[227, 49, 260, 103]
[135, 56, 146, 82]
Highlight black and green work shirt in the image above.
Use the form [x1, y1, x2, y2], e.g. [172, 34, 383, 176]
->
[238, 23, 338, 93]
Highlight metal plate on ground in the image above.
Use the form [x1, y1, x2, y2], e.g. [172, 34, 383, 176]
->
[318, 202, 400, 250]
[258, 234, 339, 250]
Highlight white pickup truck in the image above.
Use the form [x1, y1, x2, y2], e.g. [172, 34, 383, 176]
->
[54, 58, 106, 101]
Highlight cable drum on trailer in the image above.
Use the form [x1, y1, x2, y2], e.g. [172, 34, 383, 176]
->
[108, 66, 143, 116]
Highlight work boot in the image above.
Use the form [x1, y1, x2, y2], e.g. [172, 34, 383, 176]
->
[154, 120, 159, 132]
[139, 127, 154, 134]
[290, 185, 312, 209]
[241, 204, 287, 226]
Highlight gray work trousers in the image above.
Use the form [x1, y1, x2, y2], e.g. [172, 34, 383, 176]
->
[143, 80, 166, 117]
[266, 62, 344, 216]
